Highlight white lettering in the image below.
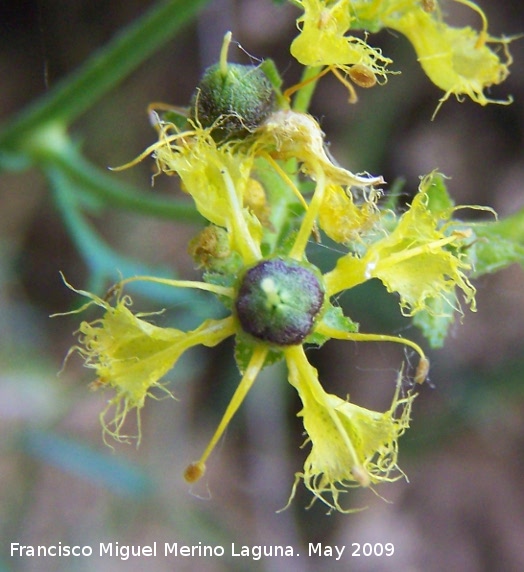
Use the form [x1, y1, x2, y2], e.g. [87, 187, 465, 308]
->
[99, 542, 155, 559]
[99, 542, 113, 556]
[164, 542, 224, 557]
[308, 543, 345, 560]
[120, 545, 129, 561]
[231, 544, 295, 560]
[142, 544, 154, 556]
[11, 543, 93, 557]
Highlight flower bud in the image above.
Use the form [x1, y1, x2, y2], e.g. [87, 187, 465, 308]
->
[235, 258, 324, 346]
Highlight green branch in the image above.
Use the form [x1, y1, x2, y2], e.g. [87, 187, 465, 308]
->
[50, 144, 203, 223]
[0, 0, 210, 152]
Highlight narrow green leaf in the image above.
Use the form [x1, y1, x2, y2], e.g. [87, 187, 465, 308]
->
[0, 0, 211, 152]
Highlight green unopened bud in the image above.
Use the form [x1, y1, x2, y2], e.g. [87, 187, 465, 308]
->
[188, 225, 242, 274]
[235, 258, 324, 346]
[191, 33, 275, 141]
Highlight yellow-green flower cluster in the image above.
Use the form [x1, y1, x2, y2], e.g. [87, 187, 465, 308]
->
[289, 0, 514, 114]
[61, 26, 502, 511]
[290, 0, 393, 101]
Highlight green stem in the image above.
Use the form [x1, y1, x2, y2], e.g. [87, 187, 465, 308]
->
[291, 65, 323, 113]
[0, 0, 210, 151]
[51, 171, 145, 276]
[50, 144, 203, 223]
[51, 170, 204, 304]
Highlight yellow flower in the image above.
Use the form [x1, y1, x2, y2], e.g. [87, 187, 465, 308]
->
[59, 23, 504, 511]
[290, 0, 393, 100]
[125, 107, 385, 264]
[284, 345, 415, 513]
[59, 277, 236, 444]
[380, 0, 513, 116]
[324, 175, 476, 316]
[118, 108, 383, 265]
[67, 108, 428, 510]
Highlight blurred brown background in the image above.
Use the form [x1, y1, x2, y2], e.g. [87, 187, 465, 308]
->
[1, 1, 523, 571]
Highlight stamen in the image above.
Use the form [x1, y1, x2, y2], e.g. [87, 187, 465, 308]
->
[109, 130, 196, 171]
[452, 0, 488, 48]
[289, 167, 326, 259]
[261, 153, 309, 212]
[116, 275, 234, 298]
[315, 321, 427, 364]
[219, 165, 262, 264]
[184, 345, 268, 482]
[283, 65, 331, 101]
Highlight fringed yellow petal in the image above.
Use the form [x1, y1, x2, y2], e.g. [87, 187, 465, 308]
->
[258, 110, 384, 187]
[284, 346, 415, 513]
[291, 0, 354, 66]
[152, 123, 262, 263]
[318, 183, 380, 245]
[324, 252, 367, 295]
[326, 185, 476, 316]
[63, 278, 236, 443]
[382, 1, 514, 116]
[290, 0, 393, 98]
[363, 191, 476, 316]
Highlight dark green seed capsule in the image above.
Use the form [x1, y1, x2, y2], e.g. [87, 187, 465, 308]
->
[235, 258, 324, 346]
[191, 62, 275, 142]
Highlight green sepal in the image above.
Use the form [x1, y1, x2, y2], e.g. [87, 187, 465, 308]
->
[260, 58, 288, 109]
[424, 172, 454, 219]
[202, 268, 240, 312]
[306, 303, 359, 347]
[199, 250, 244, 277]
[234, 332, 284, 374]
[412, 290, 457, 348]
[254, 156, 305, 254]
[160, 108, 190, 131]
[349, 16, 384, 34]
[470, 219, 524, 276]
